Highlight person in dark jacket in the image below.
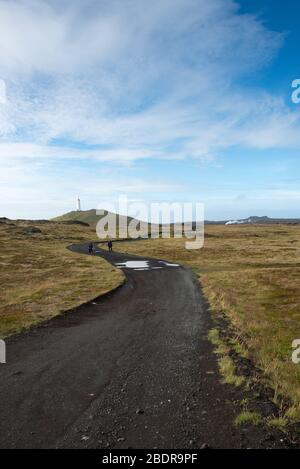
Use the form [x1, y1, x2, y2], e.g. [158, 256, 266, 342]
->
[88, 243, 94, 254]
[107, 240, 113, 252]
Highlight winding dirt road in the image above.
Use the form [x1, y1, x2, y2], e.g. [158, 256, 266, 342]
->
[0, 243, 288, 448]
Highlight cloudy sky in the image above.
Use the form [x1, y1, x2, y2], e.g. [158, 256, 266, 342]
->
[1, 0, 300, 220]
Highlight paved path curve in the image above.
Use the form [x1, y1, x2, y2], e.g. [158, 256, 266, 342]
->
[0, 243, 288, 448]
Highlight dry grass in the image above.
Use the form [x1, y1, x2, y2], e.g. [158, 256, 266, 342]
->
[234, 411, 262, 427]
[117, 224, 300, 420]
[0, 220, 124, 338]
[208, 328, 245, 387]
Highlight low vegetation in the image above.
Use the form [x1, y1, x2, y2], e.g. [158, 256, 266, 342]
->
[118, 224, 300, 421]
[208, 328, 245, 387]
[0, 219, 124, 338]
[2, 218, 300, 424]
[234, 411, 262, 427]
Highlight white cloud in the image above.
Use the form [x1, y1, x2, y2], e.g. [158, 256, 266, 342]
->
[0, 0, 299, 217]
[0, 1, 281, 76]
[0, 0, 287, 155]
[0, 142, 156, 163]
[0, 153, 182, 219]
[0, 79, 6, 104]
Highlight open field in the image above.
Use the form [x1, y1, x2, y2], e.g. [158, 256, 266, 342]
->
[0, 240, 290, 448]
[116, 224, 300, 422]
[0, 220, 124, 338]
[2, 218, 300, 427]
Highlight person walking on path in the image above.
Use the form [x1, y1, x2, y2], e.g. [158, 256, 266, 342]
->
[107, 240, 113, 252]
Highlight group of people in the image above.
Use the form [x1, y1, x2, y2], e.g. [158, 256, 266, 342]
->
[88, 240, 113, 254]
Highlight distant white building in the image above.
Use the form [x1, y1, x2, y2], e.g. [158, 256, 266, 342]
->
[76, 197, 81, 211]
[225, 220, 245, 225]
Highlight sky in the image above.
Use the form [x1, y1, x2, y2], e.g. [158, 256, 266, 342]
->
[1, 0, 300, 220]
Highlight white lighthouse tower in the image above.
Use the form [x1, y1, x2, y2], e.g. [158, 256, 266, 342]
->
[76, 197, 81, 212]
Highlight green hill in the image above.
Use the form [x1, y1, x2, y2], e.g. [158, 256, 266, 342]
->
[52, 209, 136, 229]
[52, 209, 180, 237]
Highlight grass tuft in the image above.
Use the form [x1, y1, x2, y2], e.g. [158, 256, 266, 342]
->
[208, 328, 245, 387]
[267, 417, 289, 432]
[234, 411, 262, 427]
[218, 356, 245, 387]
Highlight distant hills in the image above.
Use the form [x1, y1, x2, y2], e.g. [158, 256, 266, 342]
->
[2, 212, 299, 228]
[211, 216, 300, 225]
[1, 212, 299, 242]
[51, 210, 300, 228]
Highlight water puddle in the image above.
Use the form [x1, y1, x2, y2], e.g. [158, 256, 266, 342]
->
[116, 260, 150, 269]
[115, 260, 180, 271]
[158, 261, 180, 267]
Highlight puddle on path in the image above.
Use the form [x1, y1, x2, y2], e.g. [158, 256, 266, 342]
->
[115, 260, 179, 271]
[116, 260, 149, 269]
[158, 261, 180, 267]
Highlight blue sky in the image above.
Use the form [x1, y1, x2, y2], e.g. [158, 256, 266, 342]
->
[1, 0, 300, 220]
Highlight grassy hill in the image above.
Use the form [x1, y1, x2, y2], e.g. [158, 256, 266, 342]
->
[52, 209, 161, 236]
[52, 209, 132, 228]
